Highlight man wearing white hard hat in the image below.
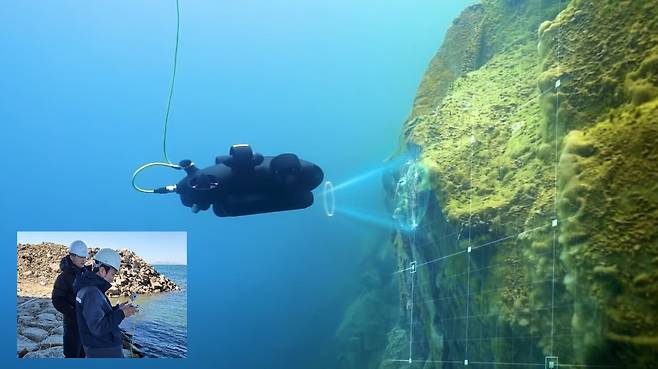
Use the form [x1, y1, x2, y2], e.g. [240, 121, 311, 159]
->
[51, 240, 89, 358]
[74, 248, 137, 358]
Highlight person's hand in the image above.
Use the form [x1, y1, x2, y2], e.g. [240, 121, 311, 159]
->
[120, 304, 138, 317]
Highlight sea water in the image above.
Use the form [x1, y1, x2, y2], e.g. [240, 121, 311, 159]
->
[1, 1, 480, 367]
[120, 265, 187, 358]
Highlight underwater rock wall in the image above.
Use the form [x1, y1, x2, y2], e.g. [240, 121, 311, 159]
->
[335, 0, 658, 368]
[542, 1, 658, 366]
[334, 237, 399, 369]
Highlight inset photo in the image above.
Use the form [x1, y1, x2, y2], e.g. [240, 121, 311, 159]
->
[17, 232, 187, 358]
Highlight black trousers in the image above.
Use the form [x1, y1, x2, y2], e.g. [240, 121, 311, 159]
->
[63, 316, 85, 358]
[84, 345, 123, 358]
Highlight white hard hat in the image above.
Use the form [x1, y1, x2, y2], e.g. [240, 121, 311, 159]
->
[93, 248, 121, 271]
[69, 240, 89, 258]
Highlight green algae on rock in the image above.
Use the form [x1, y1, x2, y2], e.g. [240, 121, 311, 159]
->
[335, 0, 658, 368]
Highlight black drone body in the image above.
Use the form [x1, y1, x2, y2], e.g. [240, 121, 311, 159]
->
[174, 144, 324, 217]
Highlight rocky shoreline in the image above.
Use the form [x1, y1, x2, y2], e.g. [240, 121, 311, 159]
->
[17, 242, 180, 297]
[17, 297, 143, 358]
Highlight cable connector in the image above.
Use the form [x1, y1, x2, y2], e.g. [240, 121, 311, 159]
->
[153, 185, 177, 194]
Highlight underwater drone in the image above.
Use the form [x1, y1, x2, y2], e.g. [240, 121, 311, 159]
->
[131, 3, 326, 217]
[135, 144, 324, 217]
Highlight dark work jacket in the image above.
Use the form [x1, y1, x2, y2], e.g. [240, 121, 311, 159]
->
[52, 256, 83, 321]
[74, 270, 125, 351]
[52, 256, 87, 357]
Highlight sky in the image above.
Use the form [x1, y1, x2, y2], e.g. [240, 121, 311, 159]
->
[17, 232, 187, 265]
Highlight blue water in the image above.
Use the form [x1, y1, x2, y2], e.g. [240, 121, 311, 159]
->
[0, 1, 476, 368]
[119, 265, 187, 358]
